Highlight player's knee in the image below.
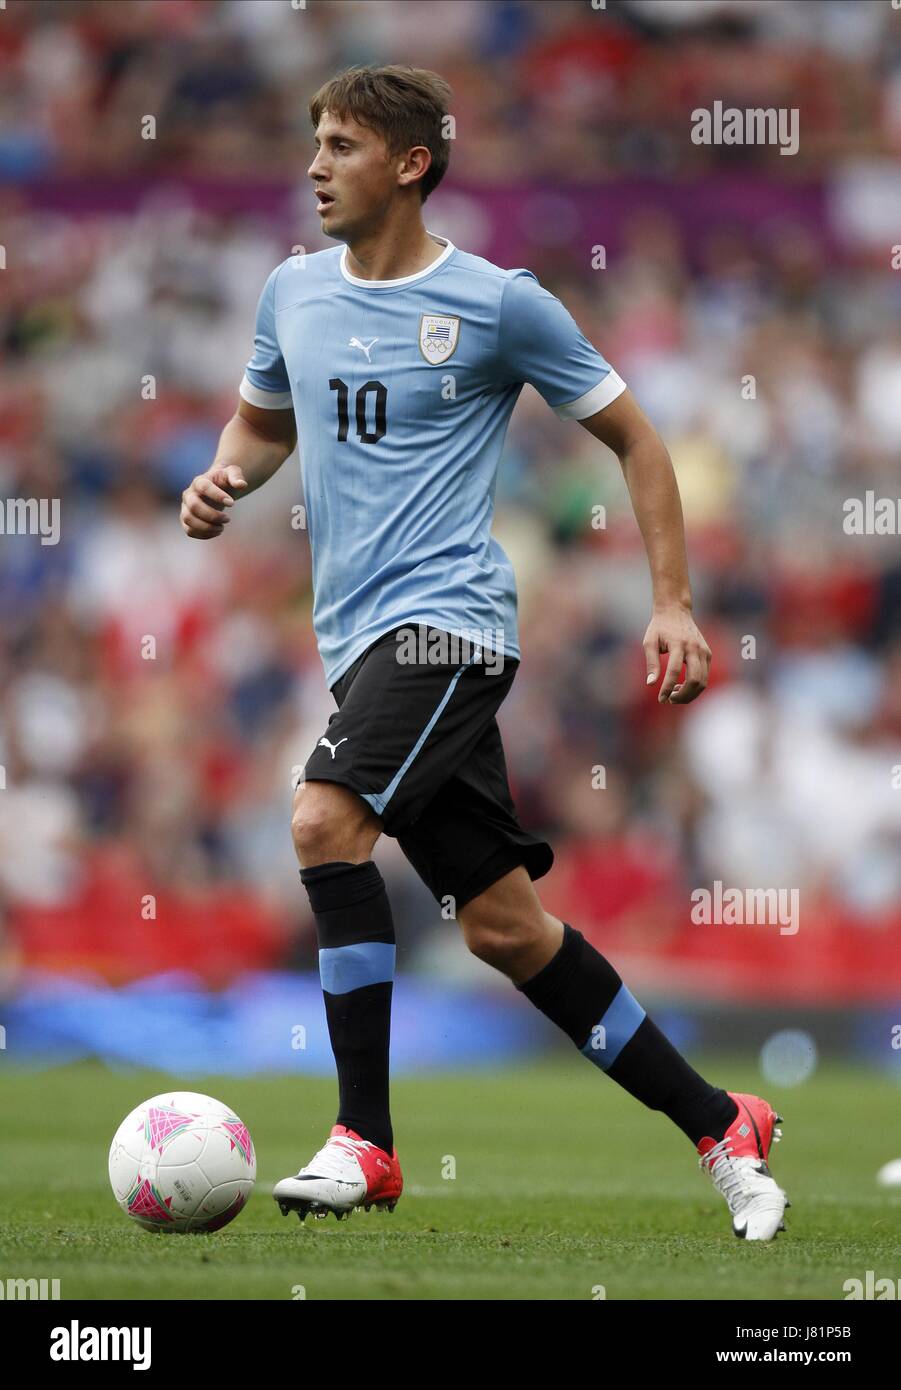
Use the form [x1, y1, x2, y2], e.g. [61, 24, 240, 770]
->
[291, 782, 376, 865]
[291, 803, 330, 861]
[461, 916, 538, 972]
[457, 868, 551, 973]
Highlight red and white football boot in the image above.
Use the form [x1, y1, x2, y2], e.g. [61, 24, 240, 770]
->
[273, 1124, 403, 1223]
[697, 1091, 790, 1241]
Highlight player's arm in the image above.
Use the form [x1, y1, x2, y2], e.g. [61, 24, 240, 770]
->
[578, 388, 711, 705]
[180, 398, 296, 540]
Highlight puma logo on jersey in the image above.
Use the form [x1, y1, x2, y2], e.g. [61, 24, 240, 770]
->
[349, 337, 379, 362]
[318, 736, 348, 760]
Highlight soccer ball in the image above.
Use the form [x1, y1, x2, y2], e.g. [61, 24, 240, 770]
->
[108, 1090, 256, 1233]
[877, 1158, 901, 1188]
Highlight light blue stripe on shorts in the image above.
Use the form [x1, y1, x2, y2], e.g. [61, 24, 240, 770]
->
[360, 656, 481, 817]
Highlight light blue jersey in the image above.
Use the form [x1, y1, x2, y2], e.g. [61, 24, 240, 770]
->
[240, 234, 625, 688]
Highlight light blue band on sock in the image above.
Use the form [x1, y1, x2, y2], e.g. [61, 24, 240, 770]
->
[580, 984, 646, 1071]
[319, 942, 396, 995]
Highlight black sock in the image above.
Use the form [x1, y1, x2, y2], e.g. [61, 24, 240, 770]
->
[517, 923, 737, 1145]
[300, 859, 395, 1153]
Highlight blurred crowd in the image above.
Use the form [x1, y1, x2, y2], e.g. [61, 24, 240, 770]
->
[2, 0, 901, 180]
[1, 0, 901, 991]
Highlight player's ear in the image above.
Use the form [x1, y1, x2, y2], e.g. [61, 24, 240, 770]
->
[398, 144, 431, 193]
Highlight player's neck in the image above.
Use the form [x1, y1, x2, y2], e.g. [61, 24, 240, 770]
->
[343, 220, 444, 283]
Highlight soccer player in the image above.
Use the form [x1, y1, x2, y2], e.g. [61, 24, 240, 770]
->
[180, 65, 788, 1240]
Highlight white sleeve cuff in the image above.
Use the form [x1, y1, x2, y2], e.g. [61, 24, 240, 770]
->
[553, 370, 627, 420]
[239, 374, 293, 410]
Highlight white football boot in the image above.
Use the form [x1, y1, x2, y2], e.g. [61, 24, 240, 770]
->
[697, 1091, 790, 1241]
[273, 1124, 402, 1223]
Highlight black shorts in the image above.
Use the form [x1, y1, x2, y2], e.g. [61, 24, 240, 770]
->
[302, 626, 554, 910]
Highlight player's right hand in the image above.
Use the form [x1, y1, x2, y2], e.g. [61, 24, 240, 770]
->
[180, 465, 248, 539]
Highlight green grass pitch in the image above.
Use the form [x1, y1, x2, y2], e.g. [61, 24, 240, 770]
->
[2, 1055, 899, 1300]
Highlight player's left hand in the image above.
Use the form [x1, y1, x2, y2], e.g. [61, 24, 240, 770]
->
[643, 605, 711, 705]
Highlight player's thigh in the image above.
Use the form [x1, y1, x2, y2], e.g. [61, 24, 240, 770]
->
[396, 718, 553, 915]
[303, 629, 515, 836]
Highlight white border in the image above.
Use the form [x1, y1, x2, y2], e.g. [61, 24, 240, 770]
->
[553, 370, 627, 420]
[239, 375, 293, 410]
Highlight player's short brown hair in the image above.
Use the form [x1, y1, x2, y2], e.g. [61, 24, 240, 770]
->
[309, 65, 452, 203]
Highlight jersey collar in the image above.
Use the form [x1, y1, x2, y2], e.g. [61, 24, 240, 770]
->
[339, 233, 455, 289]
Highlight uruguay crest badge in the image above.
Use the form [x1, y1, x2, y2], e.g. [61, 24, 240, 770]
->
[419, 313, 460, 364]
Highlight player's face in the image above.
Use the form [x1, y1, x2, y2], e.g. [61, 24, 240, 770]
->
[308, 112, 398, 242]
